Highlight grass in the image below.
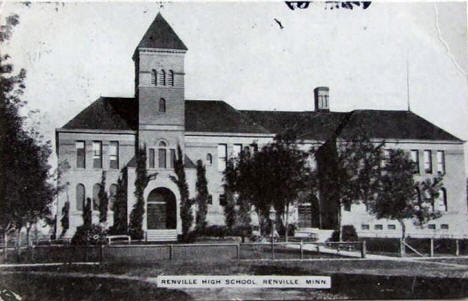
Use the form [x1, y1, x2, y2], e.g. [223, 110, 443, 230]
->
[3, 258, 468, 299]
[0, 272, 191, 301]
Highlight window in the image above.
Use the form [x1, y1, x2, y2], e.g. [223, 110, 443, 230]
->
[343, 202, 351, 212]
[388, 224, 396, 230]
[92, 141, 102, 168]
[158, 141, 167, 168]
[232, 144, 242, 157]
[437, 188, 447, 212]
[159, 98, 166, 112]
[324, 95, 329, 108]
[437, 151, 445, 174]
[149, 149, 155, 168]
[382, 149, 391, 167]
[441, 224, 449, 230]
[109, 184, 118, 211]
[208, 195, 213, 205]
[424, 150, 432, 174]
[168, 70, 174, 86]
[76, 184, 85, 211]
[151, 69, 157, 86]
[109, 141, 119, 169]
[76, 141, 85, 168]
[217, 144, 227, 171]
[374, 224, 383, 230]
[92, 183, 101, 211]
[361, 224, 370, 230]
[219, 194, 227, 206]
[170, 149, 176, 168]
[159, 69, 166, 86]
[428, 224, 436, 230]
[410, 150, 419, 174]
[206, 153, 213, 166]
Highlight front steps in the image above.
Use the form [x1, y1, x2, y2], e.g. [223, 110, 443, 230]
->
[295, 228, 334, 242]
[146, 229, 177, 242]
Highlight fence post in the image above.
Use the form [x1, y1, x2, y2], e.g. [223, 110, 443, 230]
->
[271, 240, 275, 260]
[361, 241, 366, 258]
[99, 244, 104, 263]
[300, 240, 304, 260]
[169, 244, 173, 260]
[430, 239, 434, 257]
[455, 239, 460, 257]
[236, 244, 240, 264]
[400, 239, 406, 257]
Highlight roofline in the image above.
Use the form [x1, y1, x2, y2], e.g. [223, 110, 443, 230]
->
[185, 131, 274, 138]
[56, 128, 137, 135]
[336, 138, 464, 145]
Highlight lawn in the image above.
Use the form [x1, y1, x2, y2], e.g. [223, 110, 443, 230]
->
[0, 272, 191, 301]
[3, 257, 468, 299]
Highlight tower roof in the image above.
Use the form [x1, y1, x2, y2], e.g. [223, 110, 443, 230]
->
[136, 13, 187, 50]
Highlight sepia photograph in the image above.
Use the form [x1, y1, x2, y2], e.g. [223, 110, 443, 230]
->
[0, 1, 468, 300]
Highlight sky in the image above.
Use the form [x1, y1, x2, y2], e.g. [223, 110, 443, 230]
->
[2, 1, 468, 172]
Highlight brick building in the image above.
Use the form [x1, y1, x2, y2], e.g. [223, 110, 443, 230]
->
[55, 13, 467, 241]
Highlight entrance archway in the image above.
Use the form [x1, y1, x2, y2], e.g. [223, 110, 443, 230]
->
[147, 187, 176, 229]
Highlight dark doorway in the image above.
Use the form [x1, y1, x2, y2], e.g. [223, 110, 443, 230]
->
[147, 187, 177, 229]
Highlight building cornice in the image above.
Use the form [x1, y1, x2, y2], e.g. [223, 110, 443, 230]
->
[56, 128, 137, 135]
[138, 48, 187, 55]
[184, 131, 275, 138]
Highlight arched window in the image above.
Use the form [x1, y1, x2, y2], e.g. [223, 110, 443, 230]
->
[206, 153, 213, 166]
[151, 69, 157, 86]
[159, 98, 166, 112]
[168, 70, 174, 86]
[76, 184, 85, 211]
[93, 184, 101, 211]
[158, 141, 167, 168]
[109, 184, 118, 211]
[159, 69, 166, 86]
[437, 188, 447, 212]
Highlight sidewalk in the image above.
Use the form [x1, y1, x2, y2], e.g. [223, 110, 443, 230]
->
[286, 243, 394, 259]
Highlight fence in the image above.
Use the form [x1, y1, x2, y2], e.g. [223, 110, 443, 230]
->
[0, 241, 367, 264]
[362, 237, 468, 257]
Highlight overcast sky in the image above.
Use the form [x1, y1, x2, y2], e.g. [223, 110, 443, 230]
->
[2, 1, 468, 172]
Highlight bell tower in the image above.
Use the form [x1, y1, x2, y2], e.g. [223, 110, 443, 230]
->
[133, 13, 187, 151]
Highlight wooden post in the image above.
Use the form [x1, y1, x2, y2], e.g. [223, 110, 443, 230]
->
[236, 244, 240, 264]
[271, 240, 275, 260]
[361, 241, 366, 258]
[455, 239, 460, 257]
[430, 239, 434, 257]
[300, 240, 304, 260]
[169, 244, 173, 260]
[400, 238, 406, 257]
[99, 244, 104, 263]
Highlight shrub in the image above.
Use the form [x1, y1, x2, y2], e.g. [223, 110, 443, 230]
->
[192, 225, 253, 238]
[71, 224, 107, 245]
[330, 225, 358, 242]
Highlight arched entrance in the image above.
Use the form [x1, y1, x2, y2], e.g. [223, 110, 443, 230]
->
[147, 187, 176, 229]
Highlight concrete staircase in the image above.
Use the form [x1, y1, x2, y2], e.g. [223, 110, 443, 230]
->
[146, 229, 177, 242]
[295, 228, 334, 242]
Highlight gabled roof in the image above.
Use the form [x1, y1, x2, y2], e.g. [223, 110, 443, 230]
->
[62, 97, 137, 131]
[338, 110, 461, 141]
[242, 109, 462, 142]
[185, 100, 270, 134]
[136, 13, 187, 51]
[60, 97, 462, 142]
[241, 110, 349, 141]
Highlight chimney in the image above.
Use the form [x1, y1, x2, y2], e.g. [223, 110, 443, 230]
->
[314, 86, 330, 112]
